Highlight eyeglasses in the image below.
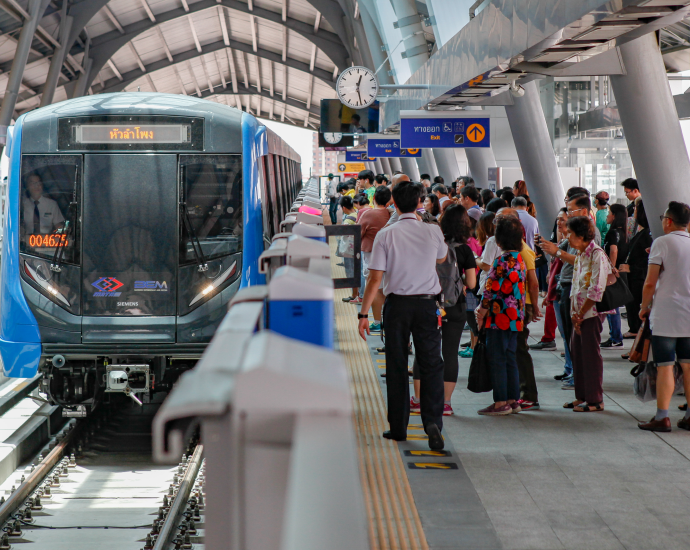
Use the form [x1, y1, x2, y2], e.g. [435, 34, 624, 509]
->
[566, 208, 585, 217]
[660, 215, 672, 222]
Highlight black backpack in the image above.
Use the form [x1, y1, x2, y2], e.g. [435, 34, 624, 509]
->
[437, 242, 464, 308]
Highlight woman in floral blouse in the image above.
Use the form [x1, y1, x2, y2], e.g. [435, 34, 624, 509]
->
[565, 216, 612, 413]
[475, 217, 526, 416]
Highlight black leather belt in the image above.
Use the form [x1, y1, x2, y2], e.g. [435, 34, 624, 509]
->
[389, 293, 437, 300]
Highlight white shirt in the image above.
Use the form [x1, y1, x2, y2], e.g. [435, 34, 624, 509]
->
[22, 195, 65, 235]
[438, 196, 450, 207]
[478, 236, 502, 290]
[517, 209, 539, 251]
[648, 231, 690, 337]
[368, 212, 448, 295]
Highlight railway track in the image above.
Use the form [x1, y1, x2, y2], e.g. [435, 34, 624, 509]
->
[0, 402, 205, 550]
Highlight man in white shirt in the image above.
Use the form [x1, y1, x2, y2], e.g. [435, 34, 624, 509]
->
[22, 174, 65, 239]
[637, 201, 690, 433]
[459, 186, 482, 214]
[432, 183, 450, 208]
[359, 181, 447, 450]
[512, 196, 539, 250]
[325, 173, 339, 224]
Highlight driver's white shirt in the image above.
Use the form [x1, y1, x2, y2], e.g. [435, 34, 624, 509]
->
[22, 195, 65, 234]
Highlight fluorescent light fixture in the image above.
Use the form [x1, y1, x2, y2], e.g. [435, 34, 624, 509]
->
[530, 48, 588, 63]
[572, 22, 642, 41]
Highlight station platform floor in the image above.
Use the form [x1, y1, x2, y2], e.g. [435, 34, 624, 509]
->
[333, 286, 690, 550]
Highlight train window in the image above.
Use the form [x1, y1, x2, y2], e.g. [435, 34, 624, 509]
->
[179, 155, 243, 265]
[272, 155, 284, 220]
[257, 157, 272, 245]
[19, 155, 81, 265]
[264, 155, 279, 236]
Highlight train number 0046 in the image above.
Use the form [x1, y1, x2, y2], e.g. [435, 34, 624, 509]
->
[29, 234, 68, 247]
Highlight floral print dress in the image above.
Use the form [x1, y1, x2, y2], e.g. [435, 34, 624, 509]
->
[570, 241, 612, 319]
[481, 251, 527, 331]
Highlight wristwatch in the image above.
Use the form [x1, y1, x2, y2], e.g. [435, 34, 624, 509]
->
[357, 313, 368, 319]
[556, 250, 563, 258]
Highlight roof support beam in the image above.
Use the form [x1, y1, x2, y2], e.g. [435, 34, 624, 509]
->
[102, 5, 124, 34]
[250, 14, 258, 52]
[201, 55, 214, 92]
[129, 42, 146, 72]
[268, 60, 274, 97]
[173, 64, 187, 94]
[140, 0, 156, 22]
[156, 26, 173, 62]
[253, 56, 261, 93]
[200, 86, 321, 118]
[186, 60, 202, 96]
[93, 37, 336, 97]
[0, 0, 51, 143]
[226, 47, 238, 93]
[187, 15, 202, 53]
[214, 50, 227, 88]
[40, 0, 72, 106]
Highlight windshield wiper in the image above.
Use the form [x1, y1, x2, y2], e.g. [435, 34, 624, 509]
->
[50, 166, 79, 273]
[180, 165, 208, 273]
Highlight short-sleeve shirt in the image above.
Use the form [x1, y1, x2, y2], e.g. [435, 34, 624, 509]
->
[479, 236, 501, 291]
[364, 187, 375, 202]
[481, 251, 526, 332]
[603, 226, 628, 268]
[22, 196, 65, 235]
[520, 242, 536, 305]
[368, 212, 448, 296]
[517, 210, 539, 250]
[647, 231, 690, 337]
[452, 243, 478, 301]
[359, 207, 391, 253]
[559, 225, 601, 284]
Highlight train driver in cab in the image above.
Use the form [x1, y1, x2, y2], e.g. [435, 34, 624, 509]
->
[22, 173, 65, 239]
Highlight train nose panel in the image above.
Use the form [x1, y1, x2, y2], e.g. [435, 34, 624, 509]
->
[81, 154, 178, 340]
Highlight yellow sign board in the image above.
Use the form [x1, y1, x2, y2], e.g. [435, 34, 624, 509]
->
[338, 162, 366, 172]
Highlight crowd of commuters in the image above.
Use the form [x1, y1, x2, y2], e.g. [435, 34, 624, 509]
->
[327, 169, 690, 448]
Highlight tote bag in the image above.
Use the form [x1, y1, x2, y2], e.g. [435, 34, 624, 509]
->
[467, 331, 492, 393]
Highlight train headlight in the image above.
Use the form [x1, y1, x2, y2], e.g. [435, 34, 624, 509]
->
[23, 261, 71, 308]
[189, 261, 237, 307]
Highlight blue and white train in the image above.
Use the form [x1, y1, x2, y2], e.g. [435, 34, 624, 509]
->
[0, 93, 301, 411]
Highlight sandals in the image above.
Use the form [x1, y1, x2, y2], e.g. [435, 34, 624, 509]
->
[621, 353, 630, 360]
[573, 402, 605, 413]
[563, 400, 584, 409]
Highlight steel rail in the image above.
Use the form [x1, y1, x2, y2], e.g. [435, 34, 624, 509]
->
[153, 444, 204, 550]
[0, 420, 78, 526]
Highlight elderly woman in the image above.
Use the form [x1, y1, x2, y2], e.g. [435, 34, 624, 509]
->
[565, 216, 612, 413]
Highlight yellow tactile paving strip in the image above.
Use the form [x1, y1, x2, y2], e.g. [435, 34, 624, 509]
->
[331, 246, 429, 550]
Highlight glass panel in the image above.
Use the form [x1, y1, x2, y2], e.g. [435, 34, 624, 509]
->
[272, 155, 284, 221]
[180, 155, 243, 265]
[20, 155, 81, 265]
[82, 154, 177, 316]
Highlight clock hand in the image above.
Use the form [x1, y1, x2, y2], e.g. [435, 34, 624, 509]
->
[357, 89, 362, 105]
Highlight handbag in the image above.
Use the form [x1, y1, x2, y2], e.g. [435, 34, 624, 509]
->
[628, 317, 651, 363]
[595, 249, 634, 312]
[467, 331, 492, 393]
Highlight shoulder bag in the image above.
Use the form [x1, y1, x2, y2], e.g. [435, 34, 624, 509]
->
[467, 330, 492, 393]
[595, 248, 634, 312]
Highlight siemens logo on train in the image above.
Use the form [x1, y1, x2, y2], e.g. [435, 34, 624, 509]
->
[0, 93, 302, 415]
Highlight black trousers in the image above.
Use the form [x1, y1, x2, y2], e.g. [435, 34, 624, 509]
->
[517, 304, 538, 402]
[626, 275, 645, 334]
[412, 303, 466, 383]
[559, 282, 573, 358]
[383, 295, 444, 435]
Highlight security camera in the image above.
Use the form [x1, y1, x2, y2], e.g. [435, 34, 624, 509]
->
[509, 82, 525, 98]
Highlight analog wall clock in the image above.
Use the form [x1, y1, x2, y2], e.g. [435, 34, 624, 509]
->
[336, 66, 379, 109]
[323, 132, 343, 144]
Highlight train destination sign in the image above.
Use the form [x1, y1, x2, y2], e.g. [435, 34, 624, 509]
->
[74, 123, 190, 144]
[367, 135, 422, 158]
[400, 117, 491, 148]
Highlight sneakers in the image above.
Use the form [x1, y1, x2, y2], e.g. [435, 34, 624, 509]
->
[561, 378, 575, 390]
[459, 347, 474, 358]
[516, 399, 540, 411]
[554, 372, 570, 381]
[342, 296, 356, 302]
[510, 402, 522, 414]
[443, 404, 454, 416]
[351, 297, 362, 304]
[410, 398, 420, 413]
[478, 403, 512, 416]
[369, 321, 381, 332]
[461, 341, 472, 348]
[530, 340, 556, 350]
[601, 339, 623, 348]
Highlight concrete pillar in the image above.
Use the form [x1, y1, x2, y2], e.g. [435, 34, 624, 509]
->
[610, 33, 690, 237]
[466, 148, 497, 189]
[374, 159, 384, 174]
[432, 149, 459, 186]
[359, 4, 395, 85]
[388, 157, 402, 174]
[0, 0, 51, 146]
[380, 157, 392, 176]
[417, 149, 437, 179]
[400, 156, 420, 181]
[390, 0, 429, 73]
[504, 80, 563, 234]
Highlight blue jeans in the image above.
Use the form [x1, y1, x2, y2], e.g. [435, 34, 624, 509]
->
[328, 197, 338, 224]
[553, 297, 573, 376]
[606, 308, 623, 344]
[486, 329, 519, 403]
[651, 336, 690, 367]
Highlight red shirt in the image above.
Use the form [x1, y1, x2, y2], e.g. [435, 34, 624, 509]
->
[359, 208, 391, 252]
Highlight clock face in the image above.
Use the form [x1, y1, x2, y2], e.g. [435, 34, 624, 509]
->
[337, 66, 379, 109]
[323, 132, 342, 144]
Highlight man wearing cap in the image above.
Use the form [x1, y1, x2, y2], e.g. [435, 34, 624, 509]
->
[325, 173, 339, 224]
[595, 191, 610, 242]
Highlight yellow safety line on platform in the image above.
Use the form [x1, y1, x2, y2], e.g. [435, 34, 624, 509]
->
[331, 247, 428, 550]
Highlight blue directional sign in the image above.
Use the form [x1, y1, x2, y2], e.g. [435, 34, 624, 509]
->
[346, 151, 375, 162]
[400, 117, 491, 148]
[367, 137, 422, 158]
